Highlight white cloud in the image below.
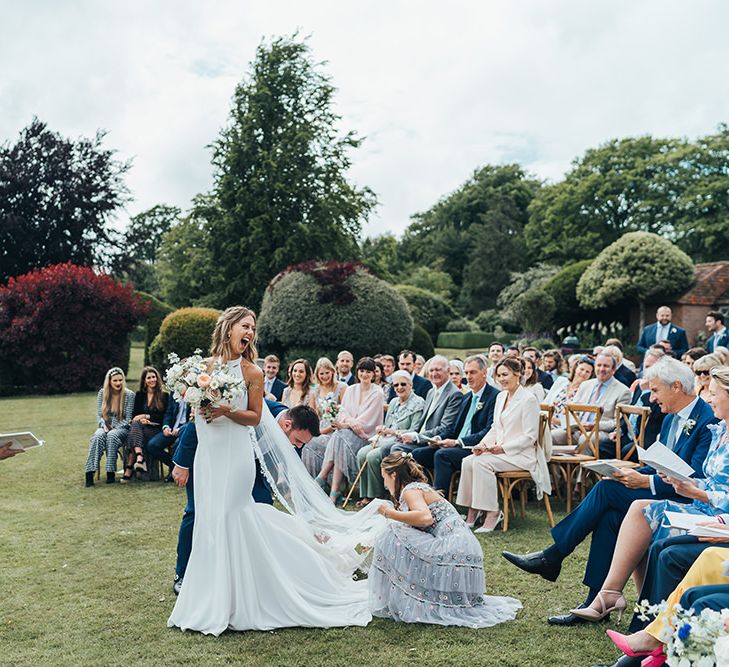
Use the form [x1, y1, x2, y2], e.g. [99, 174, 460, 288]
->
[1, 0, 727, 238]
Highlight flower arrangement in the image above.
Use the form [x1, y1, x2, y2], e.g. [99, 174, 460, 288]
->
[683, 419, 697, 436]
[318, 393, 340, 424]
[636, 599, 729, 666]
[164, 351, 248, 409]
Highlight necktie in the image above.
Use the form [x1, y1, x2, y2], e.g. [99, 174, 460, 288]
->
[584, 382, 604, 424]
[665, 415, 680, 450]
[458, 392, 480, 440]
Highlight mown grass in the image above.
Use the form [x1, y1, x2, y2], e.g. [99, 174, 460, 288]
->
[0, 348, 633, 666]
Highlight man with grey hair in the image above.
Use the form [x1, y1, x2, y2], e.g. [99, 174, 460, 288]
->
[503, 356, 717, 627]
[551, 352, 631, 458]
[395, 355, 462, 454]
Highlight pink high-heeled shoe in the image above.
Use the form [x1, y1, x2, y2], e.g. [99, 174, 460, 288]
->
[640, 654, 665, 667]
[606, 630, 664, 658]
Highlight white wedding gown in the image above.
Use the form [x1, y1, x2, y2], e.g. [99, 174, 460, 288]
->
[167, 358, 373, 635]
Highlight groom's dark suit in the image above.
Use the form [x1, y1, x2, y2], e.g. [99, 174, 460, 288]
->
[550, 397, 716, 592]
[173, 399, 287, 580]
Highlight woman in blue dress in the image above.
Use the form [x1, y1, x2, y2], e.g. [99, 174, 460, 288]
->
[369, 452, 522, 628]
[572, 366, 729, 622]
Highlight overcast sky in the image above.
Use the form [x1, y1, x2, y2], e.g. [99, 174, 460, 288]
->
[1, 1, 727, 238]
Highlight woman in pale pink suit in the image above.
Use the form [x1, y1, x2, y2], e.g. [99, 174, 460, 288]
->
[317, 357, 385, 504]
[457, 357, 541, 533]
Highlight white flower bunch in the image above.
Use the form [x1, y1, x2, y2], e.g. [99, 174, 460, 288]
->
[164, 351, 247, 409]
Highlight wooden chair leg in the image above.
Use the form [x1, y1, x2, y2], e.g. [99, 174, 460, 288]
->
[544, 494, 555, 528]
[519, 482, 526, 519]
[502, 481, 510, 532]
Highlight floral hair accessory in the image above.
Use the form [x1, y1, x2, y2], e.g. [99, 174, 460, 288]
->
[401, 451, 413, 459]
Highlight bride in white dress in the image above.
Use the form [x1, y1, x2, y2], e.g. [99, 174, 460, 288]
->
[168, 307, 381, 635]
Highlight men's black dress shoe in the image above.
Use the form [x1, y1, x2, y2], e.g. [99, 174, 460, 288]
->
[501, 550, 561, 582]
[547, 608, 591, 626]
[589, 655, 642, 667]
[173, 575, 183, 596]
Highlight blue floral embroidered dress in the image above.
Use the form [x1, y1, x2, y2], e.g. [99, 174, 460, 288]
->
[368, 482, 522, 627]
[643, 421, 729, 540]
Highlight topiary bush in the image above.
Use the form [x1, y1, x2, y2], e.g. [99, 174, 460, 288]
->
[543, 260, 594, 327]
[0, 263, 148, 394]
[258, 261, 413, 361]
[136, 291, 175, 364]
[148, 307, 221, 371]
[394, 284, 457, 339]
[445, 317, 480, 333]
[283, 347, 340, 369]
[410, 324, 435, 359]
[512, 288, 556, 334]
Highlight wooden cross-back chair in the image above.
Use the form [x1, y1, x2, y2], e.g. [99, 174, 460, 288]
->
[496, 408, 555, 531]
[615, 403, 651, 463]
[549, 403, 602, 513]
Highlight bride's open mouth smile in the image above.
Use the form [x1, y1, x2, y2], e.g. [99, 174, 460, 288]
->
[240, 337, 250, 350]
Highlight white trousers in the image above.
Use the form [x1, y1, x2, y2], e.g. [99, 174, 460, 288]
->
[456, 453, 524, 512]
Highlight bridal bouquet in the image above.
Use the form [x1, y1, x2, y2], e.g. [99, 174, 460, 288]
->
[320, 394, 340, 424]
[165, 351, 247, 409]
[637, 600, 729, 666]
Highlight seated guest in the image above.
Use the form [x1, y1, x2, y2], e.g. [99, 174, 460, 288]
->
[147, 394, 191, 481]
[714, 346, 729, 365]
[263, 354, 286, 401]
[369, 452, 522, 627]
[603, 344, 637, 389]
[386, 350, 432, 401]
[608, 348, 665, 461]
[281, 358, 315, 408]
[302, 358, 347, 478]
[545, 357, 594, 428]
[522, 356, 546, 402]
[316, 357, 385, 504]
[597, 546, 729, 667]
[486, 342, 505, 388]
[705, 310, 729, 353]
[121, 366, 168, 483]
[449, 359, 467, 393]
[570, 365, 729, 623]
[412, 355, 499, 494]
[693, 353, 721, 401]
[335, 350, 356, 385]
[681, 346, 707, 369]
[356, 370, 425, 506]
[394, 355, 462, 454]
[414, 354, 425, 376]
[502, 357, 716, 627]
[457, 357, 548, 533]
[542, 349, 566, 383]
[551, 353, 631, 458]
[505, 346, 520, 359]
[380, 355, 396, 383]
[606, 338, 637, 374]
[522, 347, 554, 390]
[637, 306, 689, 359]
[84, 367, 135, 486]
[373, 359, 388, 391]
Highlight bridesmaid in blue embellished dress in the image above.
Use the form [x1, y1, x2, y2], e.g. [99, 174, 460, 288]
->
[368, 452, 522, 627]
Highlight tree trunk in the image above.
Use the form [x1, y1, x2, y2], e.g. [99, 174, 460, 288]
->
[638, 299, 646, 332]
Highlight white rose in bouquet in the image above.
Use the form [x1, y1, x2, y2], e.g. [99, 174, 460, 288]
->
[184, 386, 203, 405]
[715, 635, 729, 667]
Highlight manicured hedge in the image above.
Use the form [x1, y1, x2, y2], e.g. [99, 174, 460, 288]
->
[436, 331, 514, 350]
[0, 263, 148, 393]
[410, 323, 435, 359]
[148, 307, 221, 371]
[136, 291, 175, 365]
[258, 262, 413, 360]
[394, 284, 457, 340]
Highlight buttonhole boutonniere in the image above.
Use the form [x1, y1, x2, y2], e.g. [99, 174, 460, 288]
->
[683, 419, 696, 435]
[476, 402, 484, 411]
[671, 327, 677, 334]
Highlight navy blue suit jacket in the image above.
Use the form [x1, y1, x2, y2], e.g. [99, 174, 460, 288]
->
[267, 378, 286, 402]
[637, 397, 717, 498]
[538, 370, 554, 391]
[387, 374, 432, 403]
[707, 330, 729, 353]
[161, 396, 191, 431]
[637, 322, 689, 358]
[449, 384, 499, 447]
[614, 364, 637, 389]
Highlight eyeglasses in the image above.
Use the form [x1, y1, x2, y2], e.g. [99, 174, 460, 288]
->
[695, 369, 711, 376]
[392, 382, 409, 387]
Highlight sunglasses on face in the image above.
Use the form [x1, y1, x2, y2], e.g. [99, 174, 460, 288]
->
[695, 369, 711, 376]
[393, 382, 408, 388]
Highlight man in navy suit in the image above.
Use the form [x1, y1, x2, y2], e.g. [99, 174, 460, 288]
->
[522, 346, 554, 390]
[411, 355, 499, 492]
[637, 306, 689, 359]
[262, 354, 287, 401]
[335, 350, 357, 386]
[705, 310, 729, 353]
[147, 395, 191, 478]
[387, 349, 432, 402]
[170, 401, 320, 593]
[502, 357, 716, 626]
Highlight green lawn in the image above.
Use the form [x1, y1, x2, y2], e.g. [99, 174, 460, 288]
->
[0, 348, 633, 666]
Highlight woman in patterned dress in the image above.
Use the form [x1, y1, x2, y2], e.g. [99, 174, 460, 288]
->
[369, 452, 522, 627]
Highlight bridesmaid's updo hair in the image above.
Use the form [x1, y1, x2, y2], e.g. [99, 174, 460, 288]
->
[494, 357, 523, 378]
[710, 366, 729, 395]
[381, 452, 429, 508]
[210, 306, 258, 363]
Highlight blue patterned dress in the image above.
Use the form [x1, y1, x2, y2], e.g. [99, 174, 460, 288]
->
[368, 482, 522, 627]
[643, 421, 729, 540]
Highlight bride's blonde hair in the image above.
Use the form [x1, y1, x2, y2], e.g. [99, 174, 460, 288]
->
[210, 306, 258, 363]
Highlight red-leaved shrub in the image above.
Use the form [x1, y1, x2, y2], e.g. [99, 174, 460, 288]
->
[0, 263, 149, 393]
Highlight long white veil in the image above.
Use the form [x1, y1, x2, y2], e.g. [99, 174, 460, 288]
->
[252, 403, 388, 566]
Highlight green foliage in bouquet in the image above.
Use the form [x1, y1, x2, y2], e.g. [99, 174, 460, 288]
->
[148, 307, 221, 371]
